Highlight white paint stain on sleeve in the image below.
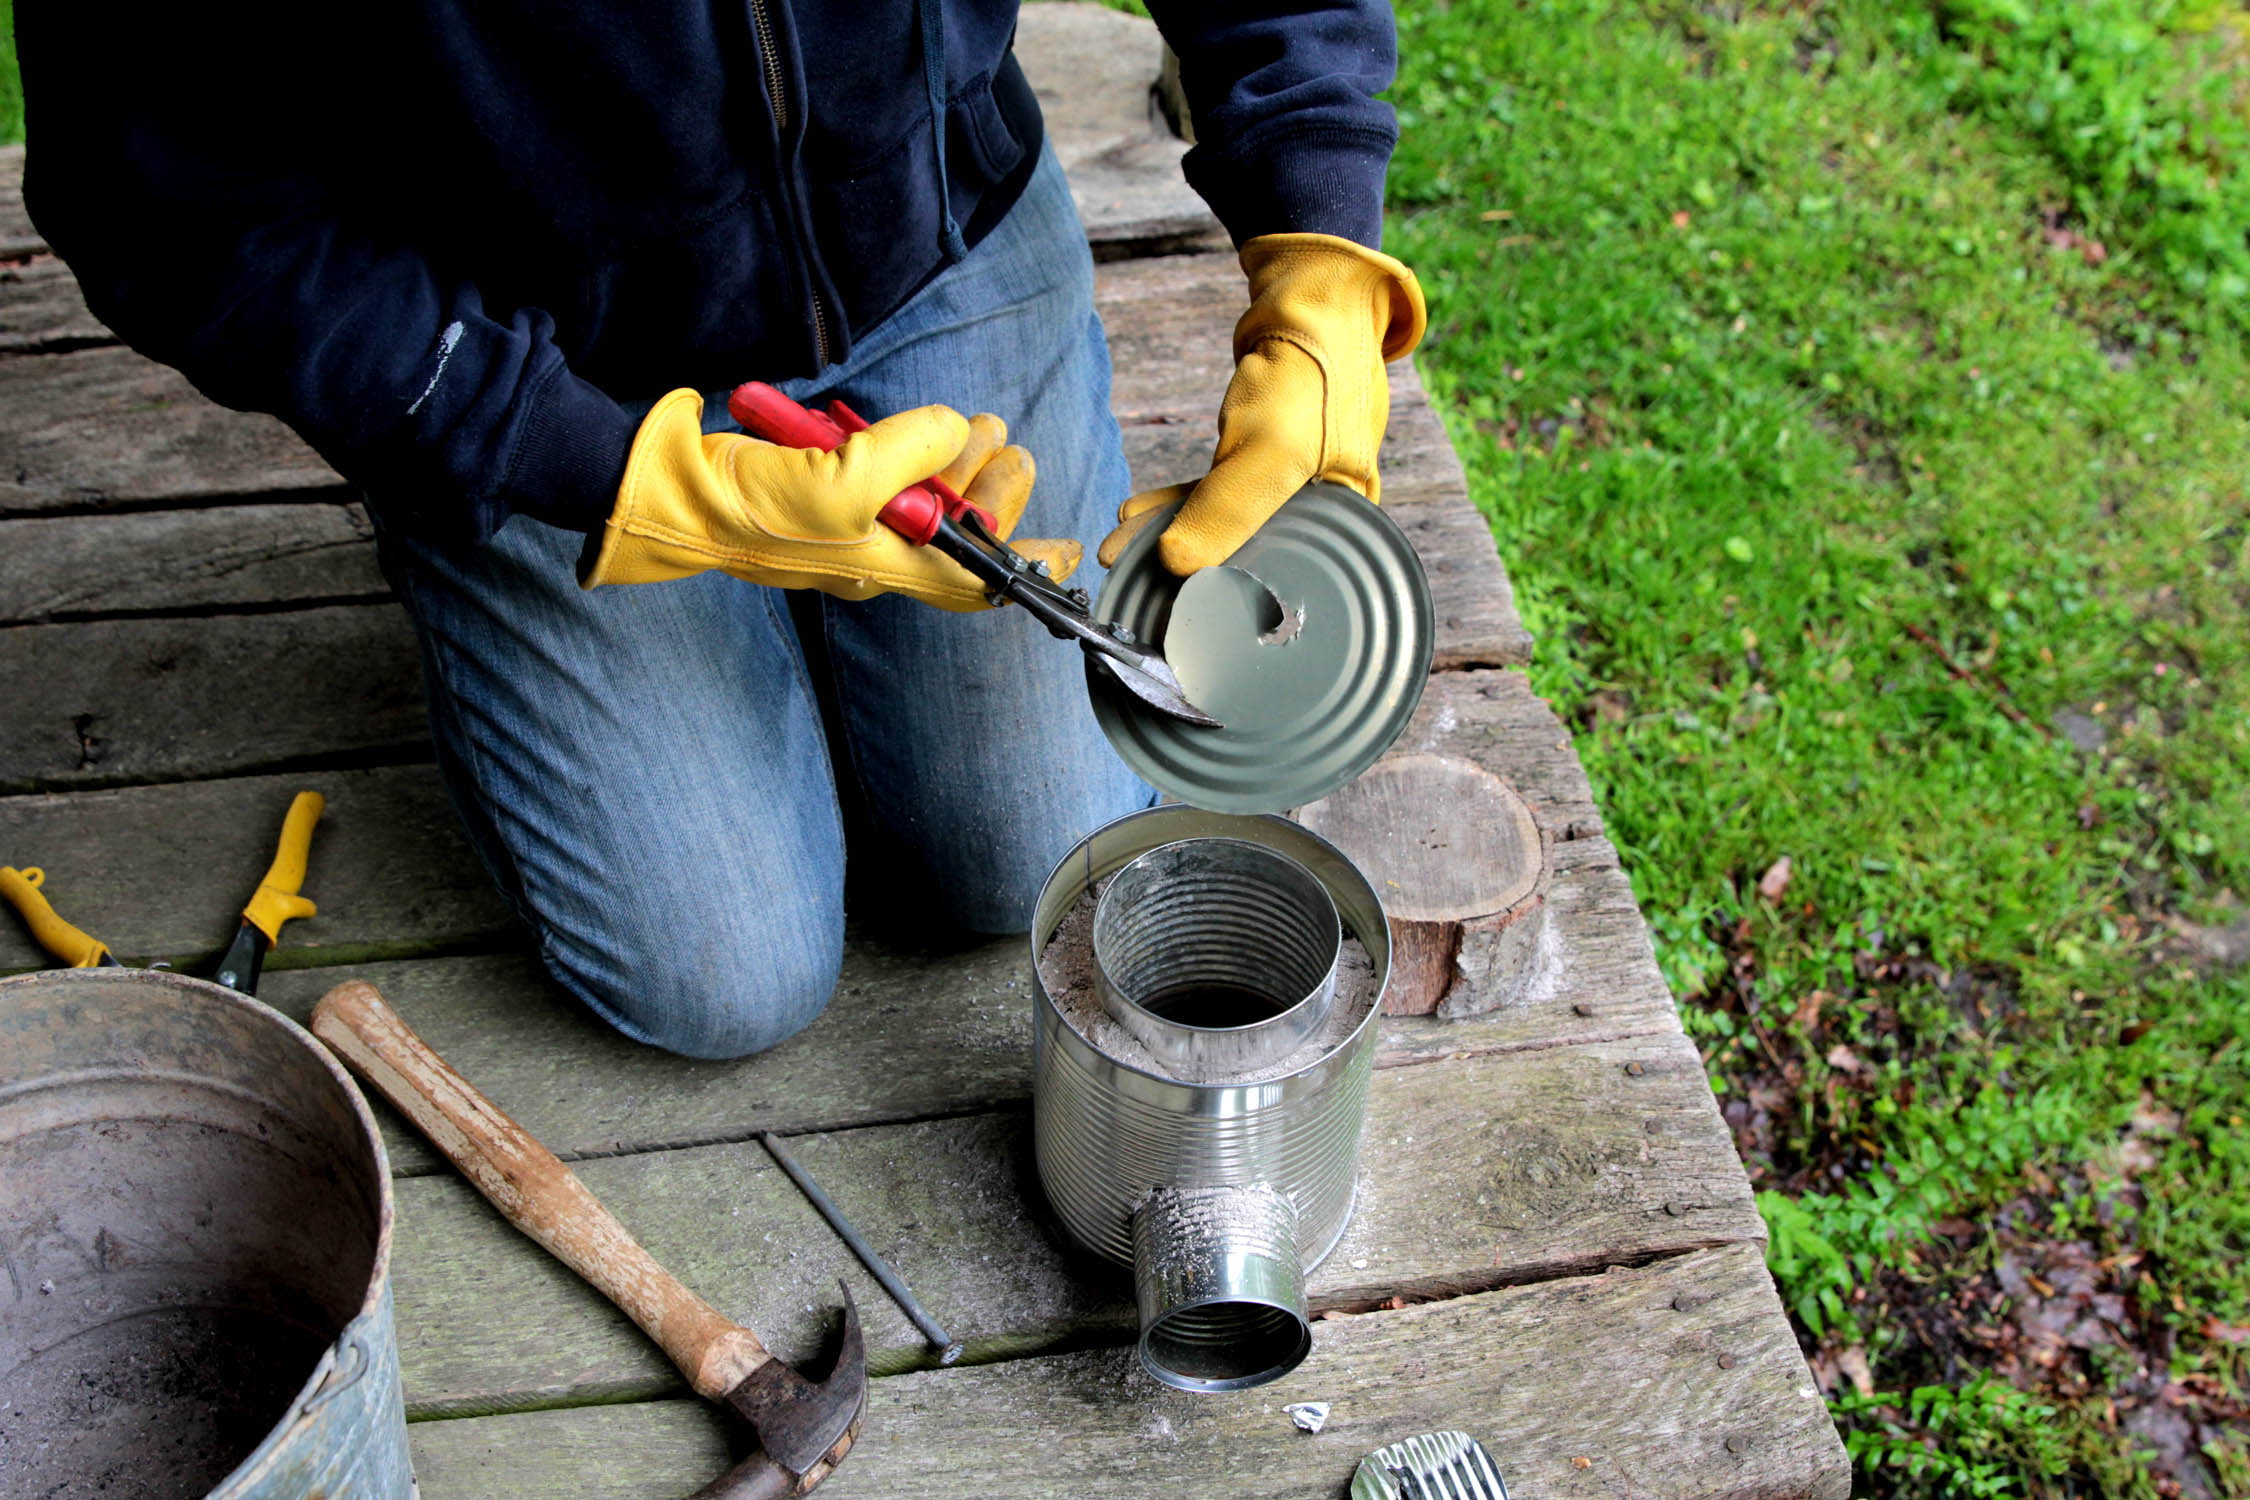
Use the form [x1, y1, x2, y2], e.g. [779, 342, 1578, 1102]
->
[406, 320, 466, 414]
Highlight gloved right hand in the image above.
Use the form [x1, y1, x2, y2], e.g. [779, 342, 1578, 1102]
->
[579, 389, 1079, 610]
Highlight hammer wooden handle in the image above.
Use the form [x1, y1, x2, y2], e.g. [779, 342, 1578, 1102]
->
[311, 979, 773, 1401]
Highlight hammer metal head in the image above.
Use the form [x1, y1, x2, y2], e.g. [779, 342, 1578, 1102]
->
[714, 1282, 866, 1485]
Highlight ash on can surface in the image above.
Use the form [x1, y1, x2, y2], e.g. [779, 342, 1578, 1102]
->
[1038, 878, 1379, 1084]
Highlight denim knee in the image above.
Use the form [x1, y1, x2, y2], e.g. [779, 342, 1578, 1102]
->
[539, 892, 845, 1061]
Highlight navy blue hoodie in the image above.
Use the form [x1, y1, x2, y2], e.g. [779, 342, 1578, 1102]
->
[18, 3, 1398, 544]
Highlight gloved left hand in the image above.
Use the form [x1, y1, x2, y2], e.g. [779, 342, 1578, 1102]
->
[1098, 233, 1427, 576]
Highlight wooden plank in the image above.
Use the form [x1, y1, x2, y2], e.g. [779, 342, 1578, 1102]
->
[1013, 4, 1221, 250]
[0, 766, 511, 973]
[0, 255, 112, 353]
[403, 1245, 1849, 1499]
[1098, 252, 1240, 421]
[1394, 485, 1534, 668]
[0, 673, 1577, 970]
[0, 603, 427, 792]
[0, 491, 1511, 657]
[0, 407, 1526, 666]
[256, 943, 1042, 1178]
[377, 1031, 1760, 1417]
[0, 271, 1524, 661]
[247, 831, 1685, 1183]
[0, 257, 1432, 508]
[0, 147, 38, 261]
[0, 343, 345, 515]
[4, 666, 1658, 1108]
[0, 502, 387, 623]
[0, 509, 1516, 799]
[248, 834, 1684, 1180]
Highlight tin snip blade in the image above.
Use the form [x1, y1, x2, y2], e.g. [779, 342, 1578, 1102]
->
[728, 382, 1220, 729]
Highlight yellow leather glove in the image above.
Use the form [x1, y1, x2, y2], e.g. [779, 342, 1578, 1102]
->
[581, 390, 1081, 610]
[1098, 233, 1427, 576]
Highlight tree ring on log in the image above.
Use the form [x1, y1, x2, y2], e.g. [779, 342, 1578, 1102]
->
[1296, 753, 1552, 1017]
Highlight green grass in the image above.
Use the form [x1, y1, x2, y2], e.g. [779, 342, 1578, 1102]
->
[1389, 2, 2250, 1493]
[0, 0, 20, 147]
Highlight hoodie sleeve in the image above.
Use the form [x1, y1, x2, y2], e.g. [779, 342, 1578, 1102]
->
[15, 10, 636, 544]
[1143, 0, 1400, 251]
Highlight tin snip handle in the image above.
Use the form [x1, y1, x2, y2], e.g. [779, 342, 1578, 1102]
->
[725, 383, 1220, 728]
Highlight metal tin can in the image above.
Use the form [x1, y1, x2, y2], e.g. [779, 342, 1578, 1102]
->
[0, 967, 413, 1500]
[1031, 806, 1390, 1391]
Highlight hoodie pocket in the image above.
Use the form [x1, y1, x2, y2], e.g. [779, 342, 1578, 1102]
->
[804, 71, 1025, 339]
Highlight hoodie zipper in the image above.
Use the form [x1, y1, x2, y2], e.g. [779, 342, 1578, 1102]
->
[746, 0, 835, 368]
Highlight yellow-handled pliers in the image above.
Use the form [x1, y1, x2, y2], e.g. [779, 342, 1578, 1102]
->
[1, 790, 325, 996]
[0, 864, 116, 968]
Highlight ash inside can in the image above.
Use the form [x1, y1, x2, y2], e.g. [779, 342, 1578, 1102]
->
[1039, 877, 1379, 1084]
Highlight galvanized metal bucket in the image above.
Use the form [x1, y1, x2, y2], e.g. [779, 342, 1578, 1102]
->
[1031, 806, 1390, 1392]
[0, 966, 413, 1499]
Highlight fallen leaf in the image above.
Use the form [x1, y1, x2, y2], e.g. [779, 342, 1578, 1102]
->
[1838, 1345, 1876, 1398]
[1825, 1043, 1865, 1075]
[1588, 688, 1633, 723]
[2204, 1316, 2250, 1344]
[2132, 1092, 2183, 1137]
[2117, 1137, 2160, 1175]
[1758, 855, 1794, 903]
[1791, 989, 1830, 1029]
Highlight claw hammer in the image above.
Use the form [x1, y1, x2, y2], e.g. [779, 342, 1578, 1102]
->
[310, 981, 866, 1499]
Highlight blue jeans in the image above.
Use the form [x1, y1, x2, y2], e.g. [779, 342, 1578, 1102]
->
[376, 148, 1152, 1058]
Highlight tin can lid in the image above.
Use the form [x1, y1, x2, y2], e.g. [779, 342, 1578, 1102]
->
[1089, 482, 1435, 814]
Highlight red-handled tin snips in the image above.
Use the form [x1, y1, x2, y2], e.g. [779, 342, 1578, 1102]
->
[728, 382, 1220, 728]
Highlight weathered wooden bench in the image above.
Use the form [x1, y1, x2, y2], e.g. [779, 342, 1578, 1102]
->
[0, 8, 1848, 1495]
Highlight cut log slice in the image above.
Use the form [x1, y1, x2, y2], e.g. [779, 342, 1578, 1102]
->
[1297, 752, 1551, 1017]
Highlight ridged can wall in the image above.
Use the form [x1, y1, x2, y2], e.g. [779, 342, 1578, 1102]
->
[1030, 806, 1390, 1390]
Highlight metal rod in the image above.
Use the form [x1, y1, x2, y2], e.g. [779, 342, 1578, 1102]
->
[758, 1131, 964, 1365]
